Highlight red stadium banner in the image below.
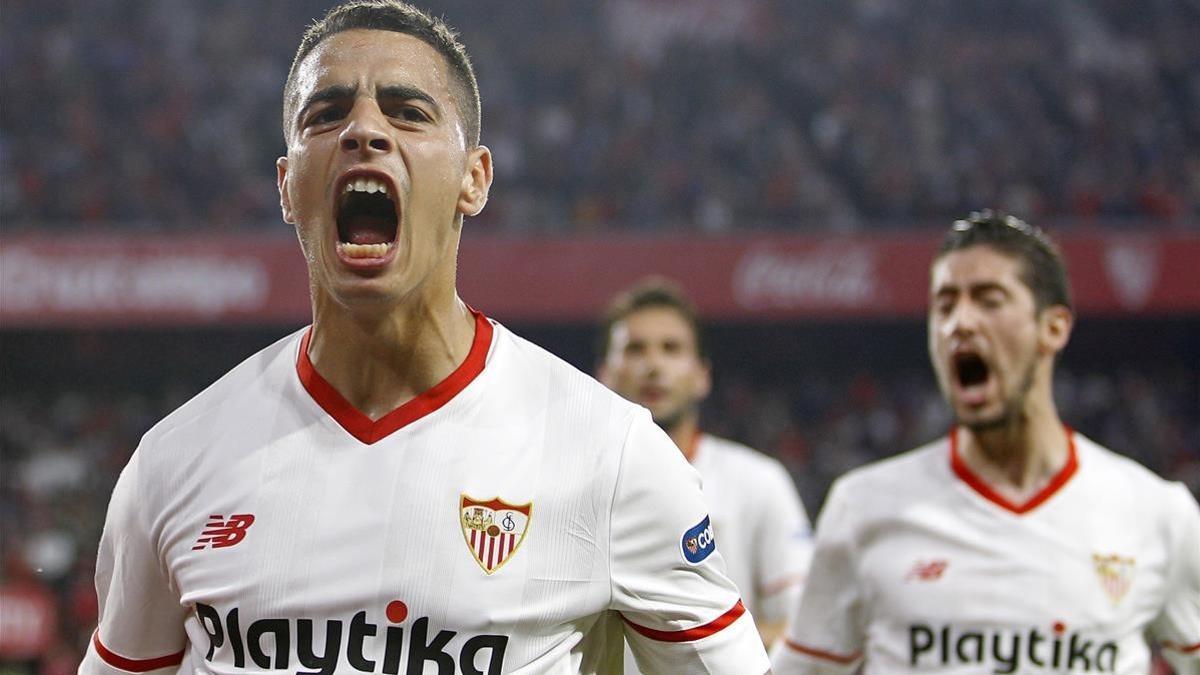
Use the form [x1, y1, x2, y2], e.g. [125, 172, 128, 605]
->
[1, 230, 1197, 327]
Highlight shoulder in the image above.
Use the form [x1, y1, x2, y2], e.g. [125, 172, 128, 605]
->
[1074, 432, 1173, 487]
[1072, 432, 1197, 518]
[140, 328, 306, 450]
[699, 434, 796, 485]
[832, 437, 949, 501]
[488, 321, 643, 424]
[809, 439, 949, 548]
[817, 439, 951, 526]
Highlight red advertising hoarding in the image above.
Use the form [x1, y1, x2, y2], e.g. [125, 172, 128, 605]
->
[2, 231, 1197, 327]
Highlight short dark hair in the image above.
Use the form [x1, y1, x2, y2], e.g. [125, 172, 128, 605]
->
[598, 278, 709, 361]
[936, 210, 1072, 311]
[282, 0, 480, 147]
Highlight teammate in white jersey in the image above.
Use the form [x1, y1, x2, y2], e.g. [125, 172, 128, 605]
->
[599, 281, 813, 655]
[80, 2, 770, 673]
[771, 211, 1200, 675]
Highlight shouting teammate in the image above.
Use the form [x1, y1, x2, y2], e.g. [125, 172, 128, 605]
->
[80, 2, 770, 673]
[599, 280, 813, 660]
[771, 211, 1200, 674]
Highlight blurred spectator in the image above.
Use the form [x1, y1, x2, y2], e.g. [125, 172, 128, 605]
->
[3, 0, 1198, 234]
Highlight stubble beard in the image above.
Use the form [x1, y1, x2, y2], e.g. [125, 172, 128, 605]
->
[651, 401, 695, 437]
[959, 355, 1038, 434]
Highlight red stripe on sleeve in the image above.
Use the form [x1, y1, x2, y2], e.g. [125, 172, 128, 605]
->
[1163, 640, 1200, 654]
[93, 631, 185, 672]
[622, 600, 746, 643]
[783, 638, 861, 664]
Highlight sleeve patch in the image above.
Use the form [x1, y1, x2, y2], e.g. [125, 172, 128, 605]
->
[681, 515, 717, 565]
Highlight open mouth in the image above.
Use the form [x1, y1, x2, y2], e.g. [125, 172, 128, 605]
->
[335, 175, 398, 259]
[954, 353, 989, 388]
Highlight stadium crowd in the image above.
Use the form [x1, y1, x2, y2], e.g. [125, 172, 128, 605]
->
[3, 0, 1199, 234]
[2, 357, 1196, 666]
[3, 0, 1199, 670]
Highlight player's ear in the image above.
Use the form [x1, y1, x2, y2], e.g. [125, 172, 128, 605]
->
[277, 156, 295, 225]
[458, 145, 493, 218]
[1039, 305, 1073, 355]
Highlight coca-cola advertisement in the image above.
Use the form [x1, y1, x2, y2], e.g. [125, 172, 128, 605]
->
[2, 231, 1196, 327]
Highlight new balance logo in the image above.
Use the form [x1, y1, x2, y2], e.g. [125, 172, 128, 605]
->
[905, 559, 948, 581]
[193, 514, 255, 550]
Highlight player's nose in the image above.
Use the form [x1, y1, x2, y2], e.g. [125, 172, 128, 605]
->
[641, 347, 667, 373]
[944, 301, 980, 338]
[339, 99, 393, 156]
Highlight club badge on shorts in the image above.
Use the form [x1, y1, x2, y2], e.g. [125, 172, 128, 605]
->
[1092, 552, 1135, 605]
[460, 494, 532, 575]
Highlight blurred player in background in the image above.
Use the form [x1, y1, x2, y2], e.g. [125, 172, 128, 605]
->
[771, 211, 1200, 674]
[79, 1, 771, 672]
[599, 279, 814, 660]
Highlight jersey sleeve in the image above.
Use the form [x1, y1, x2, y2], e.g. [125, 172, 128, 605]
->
[1150, 483, 1200, 672]
[609, 411, 770, 674]
[770, 478, 864, 675]
[751, 460, 814, 626]
[79, 450, 188, 674]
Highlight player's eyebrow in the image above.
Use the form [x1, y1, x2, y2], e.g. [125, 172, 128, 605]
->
[932, 283, 958, 298]
[932, 281, 1008, 300]
[295, 83, 444, 127]
[296, 83, 358, 126]
[376, 84, 443, 118]
[967, 281, 1008, 295]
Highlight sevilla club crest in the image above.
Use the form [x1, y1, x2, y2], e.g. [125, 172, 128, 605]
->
[1092, 552, 1135, 605]
[460, 494, 532, 575]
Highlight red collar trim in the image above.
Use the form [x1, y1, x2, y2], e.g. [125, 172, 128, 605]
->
[949, 425, 1078, 515]
[296, 310, 493, 445]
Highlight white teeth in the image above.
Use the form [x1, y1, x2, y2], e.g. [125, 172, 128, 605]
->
[342, 176, 390, 195]
[338, 242, 392, 258]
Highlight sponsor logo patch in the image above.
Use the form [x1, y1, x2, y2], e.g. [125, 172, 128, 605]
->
[193, 514, 255, 550]
[460, 495, 532, 575]
[680, 515, 716, 565]
[905, 559, 949, 582]
[909, 621, 1118, 672]
[195, 601, 508, 673]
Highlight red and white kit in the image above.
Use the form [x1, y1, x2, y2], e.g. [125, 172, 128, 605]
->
[81, 312, 769, 674]
[688, 434, 812, 625]
[772, 429, 1200, 675]
[625, 434, 813, 674]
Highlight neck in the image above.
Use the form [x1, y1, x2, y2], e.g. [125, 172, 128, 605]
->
[667, 416, 701, 463]
[306, 291, 476, 420]
[957, 389, 1068, 498]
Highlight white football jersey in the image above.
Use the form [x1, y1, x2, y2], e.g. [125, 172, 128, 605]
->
[771, 428, 1200, 675]
[689, 434, 813, 624]
[624, 434, 813, 674]
[80, 311, 770, 674]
